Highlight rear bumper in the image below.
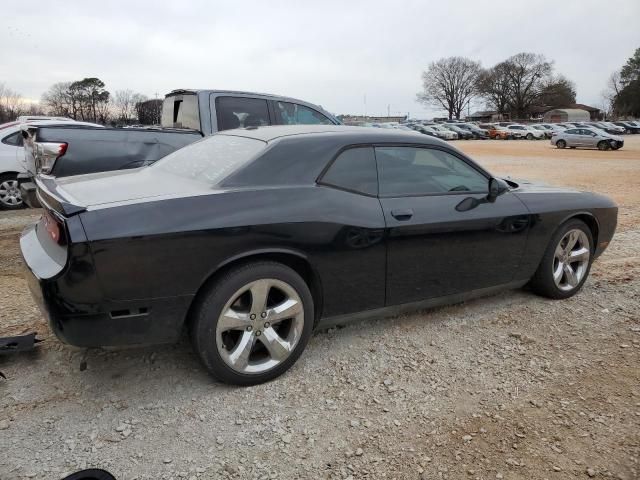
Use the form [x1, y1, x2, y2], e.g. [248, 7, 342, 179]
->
[20, 224, 192, 347]
[17, 173, 41, 209]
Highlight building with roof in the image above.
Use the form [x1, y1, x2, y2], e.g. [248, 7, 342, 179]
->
[542, 108, 590, 123]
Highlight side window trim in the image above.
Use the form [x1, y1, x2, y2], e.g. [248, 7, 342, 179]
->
[317, 145, 379, 198]
[373, 144, 490, 199]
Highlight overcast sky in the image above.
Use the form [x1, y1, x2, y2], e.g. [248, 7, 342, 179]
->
[2, 0, 639, 118]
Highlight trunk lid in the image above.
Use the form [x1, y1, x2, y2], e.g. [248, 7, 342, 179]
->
[52, 167, 214, 209]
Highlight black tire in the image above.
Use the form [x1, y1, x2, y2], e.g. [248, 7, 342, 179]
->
[556, 139, 566, 149]
[526, 133, 534, 140]
[0, 173, 25, 210]
[597, 140, 610, 151]
[190, 261, 314, 385]
[528, 219, 594, 300]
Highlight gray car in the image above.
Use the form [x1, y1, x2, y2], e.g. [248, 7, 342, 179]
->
[551, 127, 624, 150]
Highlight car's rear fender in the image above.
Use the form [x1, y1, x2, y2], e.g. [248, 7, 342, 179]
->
[185, 248, 324, 327]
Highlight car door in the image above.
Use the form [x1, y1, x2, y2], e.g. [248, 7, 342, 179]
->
[375, 145, 531, 306]
[0, 130, 23, 172]
[316, 146, 387, 316]
[564, 128, 580, 146]
[581, 129, 599, 148]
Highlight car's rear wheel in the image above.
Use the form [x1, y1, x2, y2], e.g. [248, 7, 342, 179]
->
[190, 261, 314, 385]
[526, 133, 534, 140]
[597, 140, 610, 151]
[556, 139, 566, 149]
[0, 173, 25, 210]
[528, 219, 593, 299]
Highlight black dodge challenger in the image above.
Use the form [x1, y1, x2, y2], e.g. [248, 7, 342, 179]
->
[21, 125, 617, 385]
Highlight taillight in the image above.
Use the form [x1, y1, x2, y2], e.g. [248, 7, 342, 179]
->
[43, 210, 66, 245]
[35, 142, 68, 174]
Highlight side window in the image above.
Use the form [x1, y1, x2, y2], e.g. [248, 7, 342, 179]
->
[216, 97, 270, 131]
[376, 147, 488, 197]
[1, 132, 23, 147]
[276, 101, 334, 125]
[320, 147, 377, 196]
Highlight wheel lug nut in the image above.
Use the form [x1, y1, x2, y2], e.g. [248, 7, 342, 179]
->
[250, 314, 256, 320]
[264, 322, 270, 328]
[246, 326, 253, 332]
[261, 312, 267, 318]
[255, 330, 262, 336]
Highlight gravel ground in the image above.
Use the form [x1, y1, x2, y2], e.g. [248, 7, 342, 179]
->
[1, 138, 639, 480]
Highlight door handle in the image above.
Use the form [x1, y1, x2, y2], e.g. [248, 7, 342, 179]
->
[391, 208, 413, 221]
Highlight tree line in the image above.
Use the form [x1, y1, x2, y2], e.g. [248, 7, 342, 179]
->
[417, 52, 577, 120]
[0, 78, 162, 125]
[605, 48, 640, 118]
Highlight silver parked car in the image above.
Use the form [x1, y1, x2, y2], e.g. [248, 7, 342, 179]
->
[551, 127, 624, 150]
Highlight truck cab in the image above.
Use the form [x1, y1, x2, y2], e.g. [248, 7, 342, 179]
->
[161, 89, 340, 133]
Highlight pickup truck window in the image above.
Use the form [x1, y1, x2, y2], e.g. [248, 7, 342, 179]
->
[161, 94, 201, 130]
[275, 101, 333, 125]
[216, 97, 270, 131]
[153, 135, 265, 185]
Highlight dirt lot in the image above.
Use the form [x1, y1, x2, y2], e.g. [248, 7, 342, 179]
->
[1, 138, 638, 480]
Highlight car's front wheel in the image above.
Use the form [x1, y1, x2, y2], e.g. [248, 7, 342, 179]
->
[528, 219, 593, 299]
[526, 133, 534, 140]
[190, 261, 314, 385]
[556, 139, 566, 149]
[0, 173, 25, 210]
[597, 140, 611, 151]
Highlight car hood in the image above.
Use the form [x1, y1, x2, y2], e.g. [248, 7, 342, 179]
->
[510, 178, 580, 193]
[54, 167, 215, 208]
[510, 178, 617, 209]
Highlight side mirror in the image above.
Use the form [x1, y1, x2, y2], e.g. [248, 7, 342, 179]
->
[487, 177, 509, 202]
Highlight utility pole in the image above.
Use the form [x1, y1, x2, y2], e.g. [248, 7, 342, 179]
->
[387, 104, 390, 118]
[364, 94, 367, 120]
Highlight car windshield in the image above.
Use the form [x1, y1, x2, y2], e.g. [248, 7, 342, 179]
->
[153, 134, 266, 185]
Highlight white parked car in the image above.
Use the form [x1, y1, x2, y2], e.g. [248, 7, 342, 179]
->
[427, 124, 459, 140]
[0, 119, 101, 209]
[505, 124, 545, 140]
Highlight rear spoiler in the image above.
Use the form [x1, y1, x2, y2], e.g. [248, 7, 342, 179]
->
[36, 176, 86, 217]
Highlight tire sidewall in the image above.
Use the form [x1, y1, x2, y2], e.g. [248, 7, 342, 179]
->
[192, 262, 314, 385]
[538, 220, 594, 299]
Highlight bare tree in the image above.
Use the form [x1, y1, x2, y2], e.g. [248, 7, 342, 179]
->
[113, 90, 148, 123]
[502, 53, 552, 118]
[477, 62, 511, 115]
[0, 83, 25, 122]
[135, 98, 162, 125]
[417, 57, 482, 119]
[41, 82, 73, 117]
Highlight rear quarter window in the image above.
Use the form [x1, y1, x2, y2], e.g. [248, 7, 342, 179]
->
[320, 147, 378, 196]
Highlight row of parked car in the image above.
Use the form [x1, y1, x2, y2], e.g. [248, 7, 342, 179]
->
[363, 118, 639, 151]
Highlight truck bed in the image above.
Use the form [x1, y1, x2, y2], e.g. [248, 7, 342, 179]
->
[20, 125, 202, 208]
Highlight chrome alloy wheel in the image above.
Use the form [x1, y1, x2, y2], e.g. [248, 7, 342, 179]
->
[0, 179, 22, 207]
[552, 229, 590, 292]
[215, 278, 305, 374]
